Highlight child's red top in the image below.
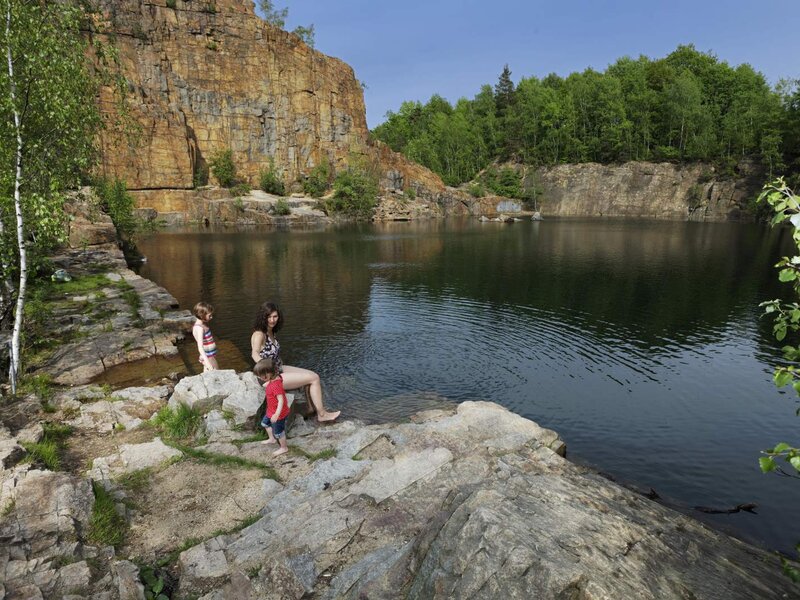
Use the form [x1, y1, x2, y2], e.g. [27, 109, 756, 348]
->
[265, 376, 289, 420]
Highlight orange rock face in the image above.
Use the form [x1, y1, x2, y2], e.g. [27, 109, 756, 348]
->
[92, 0, 372, 190]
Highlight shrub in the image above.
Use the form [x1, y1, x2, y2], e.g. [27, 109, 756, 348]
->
[403, 187, 416, 201]
[95, 177, 137, 237]
[259, 161, 286, 196]
[230, 182, 251, 197]
[481, 166, 521, 198]
[328, 166, 379, 217]
[303, 159, 331, 197]
[468, 182, 485, 198]
[193, 162, 209, 188]
[209, 149, 236, 188]
[166, 0, 176, 8]
[273, 199, 291, 216]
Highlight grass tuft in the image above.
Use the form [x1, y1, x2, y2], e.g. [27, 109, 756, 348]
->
[167, 441, 279, 481]
[20, 423, 73, 470]
[153, 404, 202, 440]
[88, 480, 127, 548]
[115, 467, 152, 494]
[289, 446, 337, 463]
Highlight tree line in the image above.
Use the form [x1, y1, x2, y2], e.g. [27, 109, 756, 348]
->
[372, 45, 800, 187]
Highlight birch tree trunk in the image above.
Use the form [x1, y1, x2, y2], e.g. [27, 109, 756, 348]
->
[5, 0, 25, 394]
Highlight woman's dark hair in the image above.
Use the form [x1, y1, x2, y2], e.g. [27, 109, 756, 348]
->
[253, 301, 283, 334]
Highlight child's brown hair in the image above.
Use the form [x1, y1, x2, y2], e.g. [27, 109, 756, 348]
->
[193, 301, 214, 321]
[253, 358, 278, 382]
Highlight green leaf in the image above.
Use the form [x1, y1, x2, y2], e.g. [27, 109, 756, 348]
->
[779, 269, 797, 282]
[153, 578, 164, 594]
[790, 455, 800, 472]
[773, 442, 791, 453]
[774, 370, 793, 387]
[759, 457, 777, 473]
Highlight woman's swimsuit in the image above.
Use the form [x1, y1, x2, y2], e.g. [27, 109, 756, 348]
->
[259, 335, 283, 373]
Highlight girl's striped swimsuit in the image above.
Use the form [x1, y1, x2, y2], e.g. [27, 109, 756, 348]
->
[201, 327, 217, 357]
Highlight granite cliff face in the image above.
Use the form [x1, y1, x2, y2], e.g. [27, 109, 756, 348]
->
[532, 160, 762, 221]
[89, 0, 468, 219]
[93, 0, 367, 190]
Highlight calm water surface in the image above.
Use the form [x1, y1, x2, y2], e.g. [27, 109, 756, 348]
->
[137, 218, 799, 555]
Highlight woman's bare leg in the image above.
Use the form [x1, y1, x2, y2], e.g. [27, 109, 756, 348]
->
[281, 365, 341, 422]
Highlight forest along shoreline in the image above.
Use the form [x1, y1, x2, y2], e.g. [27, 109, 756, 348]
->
[0, 191, 797, 599]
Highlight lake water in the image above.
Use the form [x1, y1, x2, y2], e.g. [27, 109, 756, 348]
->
[136, 218, 799, 555]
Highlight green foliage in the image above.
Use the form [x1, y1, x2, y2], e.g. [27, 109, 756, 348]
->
[0, 0, 100, 357]
[289, 446, 337, 463]
[403, 187, 416, 201]
[257, 1, 315, 48]
[115, 468, 152, 494]
[21, 422, 72, 471]
[292, 25, 315, 48]
[230, 182, 251, 197]
[257, 0, 288, 27]
[209, 149, 237, 188]
[372, 45, 791, 185]
[88, 481, 127, 548]
[259, 161, 286, 195]
[153, 404, 202, 440]
[273, 199, 291, 216]
[303, 159, 332, 197]
[757, 178, 800, 583]
[95, 177, 138, 238]
[168, 442, 279, 480]
[21, 439, 60, 470]
[480, 166, 522, 198]
[328, 164, 380, 217]
[140, 565, 169, 600]
[19, 373, 54, 401]
[193, 162, 209, 188]
[468, 182, 485, 198]
[166, 0, 176, 8]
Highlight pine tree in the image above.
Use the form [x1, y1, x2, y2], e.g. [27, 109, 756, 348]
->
[495, 64, 515, 116]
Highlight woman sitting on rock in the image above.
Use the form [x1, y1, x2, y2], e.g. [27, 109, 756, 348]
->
[250, 301, 341, 423]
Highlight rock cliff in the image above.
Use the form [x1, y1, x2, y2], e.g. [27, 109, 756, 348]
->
[533, 160, 762, 221]
[89, 0, 468, 220]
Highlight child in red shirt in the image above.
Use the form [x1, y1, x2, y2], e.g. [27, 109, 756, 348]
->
[254, 358, 290, 456]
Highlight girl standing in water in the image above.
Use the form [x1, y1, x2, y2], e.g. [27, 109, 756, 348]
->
[192, 301, 218, 372]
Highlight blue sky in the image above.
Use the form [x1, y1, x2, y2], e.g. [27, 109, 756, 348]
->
[274, 1, 800, 129]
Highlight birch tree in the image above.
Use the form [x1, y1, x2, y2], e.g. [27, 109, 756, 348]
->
[0, 0, 98, 392]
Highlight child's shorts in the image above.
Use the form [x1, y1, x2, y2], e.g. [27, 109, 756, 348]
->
[261, 415, 287, 438]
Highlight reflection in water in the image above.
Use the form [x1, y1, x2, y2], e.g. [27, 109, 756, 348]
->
[137, 218, 798, 554]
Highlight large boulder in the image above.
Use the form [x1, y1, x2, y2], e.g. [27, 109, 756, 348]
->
[169, 370, 263, 425]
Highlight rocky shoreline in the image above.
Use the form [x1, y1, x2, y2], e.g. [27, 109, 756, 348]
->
[0, 216, 797, 598]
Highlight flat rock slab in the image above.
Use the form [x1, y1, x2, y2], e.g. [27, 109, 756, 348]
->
[89, 437, 183, 481]
[176, 401, 798, 600]
[66, 385, 169, 433]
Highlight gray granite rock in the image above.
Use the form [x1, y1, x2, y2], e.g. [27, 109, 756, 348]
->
[176, 401, 797, 600]
[89, 437, 182, 481]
